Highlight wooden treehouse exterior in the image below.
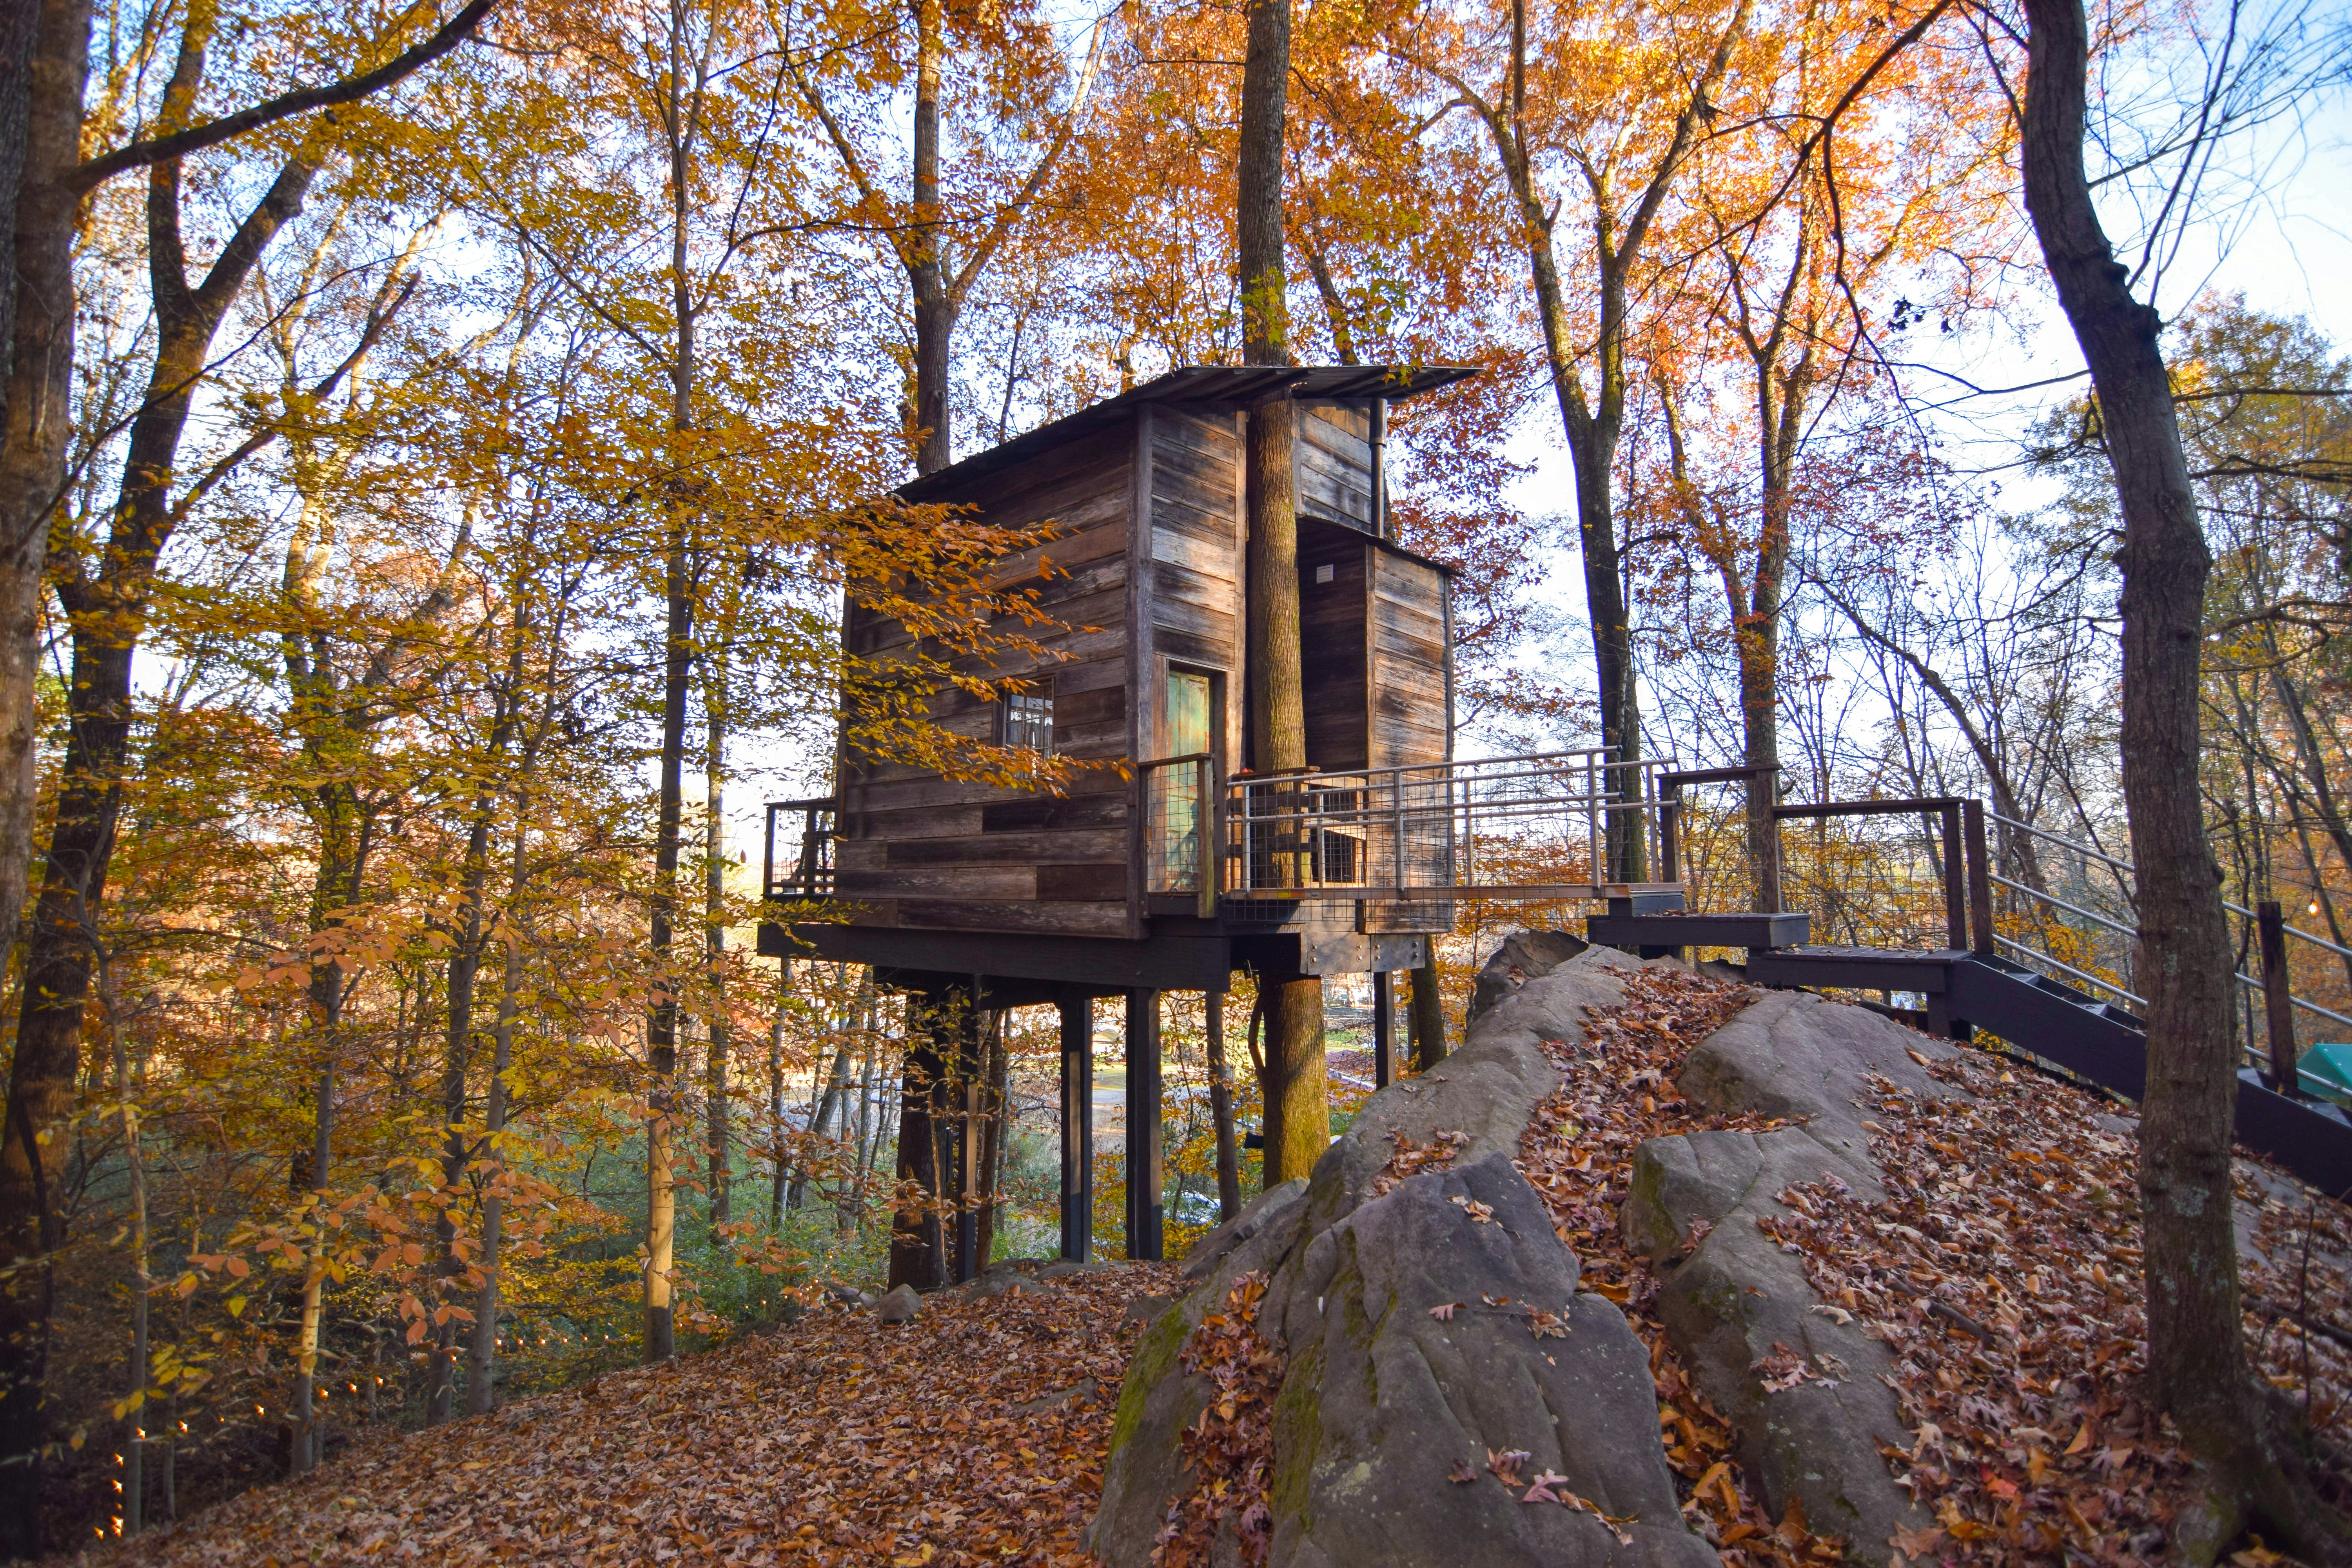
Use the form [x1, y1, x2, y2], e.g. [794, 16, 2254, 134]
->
[763, 364, 1495, 994]
[759, 365, 1689, 1289]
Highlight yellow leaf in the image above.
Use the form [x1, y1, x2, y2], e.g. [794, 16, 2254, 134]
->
[227, 1295, 247, 1318]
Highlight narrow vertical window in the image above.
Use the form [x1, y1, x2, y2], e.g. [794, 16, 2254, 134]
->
[1006, 688, 1054, 754]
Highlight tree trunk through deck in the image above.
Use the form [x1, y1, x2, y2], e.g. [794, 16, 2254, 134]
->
[1237, 0, 1325, 1187]
[2020, 0, 2348, 1549]
[1409, 958, 1446, 1070]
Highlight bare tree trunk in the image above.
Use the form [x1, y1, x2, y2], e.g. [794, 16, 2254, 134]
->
[2020, 0, 2345, 1549]
[465, 784, 528, 1418]
[887, 997, 947, 1290]
[767, 960, 787, 1228]
[908, 0, 951, 474]
[973, 1011, 1007, 1264]
[1408, 958, 1446, 1069]
[841, 978, 878, 1235]
[644, 19, 702, 1362]
[704, 699, 730, 1233]
[425, 779, 502, 1425]
[1204, 991, 1240, 1222]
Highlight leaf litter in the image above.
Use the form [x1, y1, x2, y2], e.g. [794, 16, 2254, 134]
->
[84, 1263, 1178, 1568]
[1759, 1051, 2352, 1563]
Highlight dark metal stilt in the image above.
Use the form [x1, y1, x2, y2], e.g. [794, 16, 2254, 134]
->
[1059, 993, 1094, 1262]
[1125, 989, 1163, 1261]
[1372, 970, 1393, 1088]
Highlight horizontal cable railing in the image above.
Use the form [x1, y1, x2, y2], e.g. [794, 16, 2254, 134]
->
[1986, 809, 2352, 1069]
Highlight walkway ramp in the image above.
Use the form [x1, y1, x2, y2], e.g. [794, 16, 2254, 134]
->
[1588, 793, 2352, 1201]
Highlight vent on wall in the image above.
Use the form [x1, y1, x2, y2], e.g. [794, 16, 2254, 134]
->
[1314, 563, 1335, 584]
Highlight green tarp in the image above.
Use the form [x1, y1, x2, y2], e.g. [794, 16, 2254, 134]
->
[2298, 1042, 2352, 1103]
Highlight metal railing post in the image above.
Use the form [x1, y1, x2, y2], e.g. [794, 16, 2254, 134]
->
[1938, 804, 1967, 950]
[1962, 800, 1994, 955]
[1197, 756, 1218, 918]
[2258, 900, 2299, 1094]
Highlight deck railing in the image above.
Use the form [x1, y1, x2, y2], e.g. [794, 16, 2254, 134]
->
[763, 797, 839, 902]
[1148, 746, 1683, 904]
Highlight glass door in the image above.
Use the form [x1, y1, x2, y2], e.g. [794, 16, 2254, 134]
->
[1154, 670, 1213, 891]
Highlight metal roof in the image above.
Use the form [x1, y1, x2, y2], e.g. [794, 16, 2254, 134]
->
[896, 362, 1481, 502]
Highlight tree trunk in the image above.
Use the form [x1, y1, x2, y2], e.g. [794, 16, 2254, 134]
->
[425, 781, 501, 1425]
[973, 1011, 1007, 1265]
[908, 0, 952, 475]
[1238, 0, 1323, 1188]
[1, 26, 302, 1529]
[703, 700, 730, 1233]
[1204, 991, 1240, 1222]
[887, 997, 947, 1290]
[646, 61, 700, 1360]
[766, 958, 788, 1226]
[841, 980, 878, 1235]
[1408, 957, 1446, 1070]
[2020, 0, 2345, 1548]
[465, 784, 528, 1418]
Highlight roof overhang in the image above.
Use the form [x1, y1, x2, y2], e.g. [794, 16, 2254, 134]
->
[895, 363, 1481, 503]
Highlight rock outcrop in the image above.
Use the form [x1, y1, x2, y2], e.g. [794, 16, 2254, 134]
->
[1621, 989, 1958, 1561]
[1092, 946, 1715, 1568]
[1093, 934, 1987, 1566]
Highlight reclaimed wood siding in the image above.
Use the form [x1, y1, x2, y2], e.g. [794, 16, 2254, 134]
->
[1298, 534, 1370, 772]
[836, 419, 1135, 935]
[1367, 547, 1449, 769]
[1296, 403, 1374, 532]
[1147, 405, 1246, 711]
[1363, 545, 1454, 933]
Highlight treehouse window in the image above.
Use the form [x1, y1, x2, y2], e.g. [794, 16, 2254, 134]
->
[1005, 689, 1054, 754]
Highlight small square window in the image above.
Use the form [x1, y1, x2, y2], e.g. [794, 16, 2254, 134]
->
[1005, 689, 1054, 754]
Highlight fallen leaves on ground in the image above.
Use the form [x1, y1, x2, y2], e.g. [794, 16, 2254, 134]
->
[1153, 1272, 1281, 1568]
[1760, 1053, 2352, 1563]
[87, 1263, 1178, 1568]
[1511, 964, 1840, 1564]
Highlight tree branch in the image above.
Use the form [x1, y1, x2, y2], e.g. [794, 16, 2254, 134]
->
[67, 0, 501, 194]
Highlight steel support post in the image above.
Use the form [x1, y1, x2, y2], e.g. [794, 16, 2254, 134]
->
[1059, 993, 1093, 1261]
[1125, 990, 1163, 1261]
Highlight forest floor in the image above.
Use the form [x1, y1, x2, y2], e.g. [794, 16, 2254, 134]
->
[77, 1262, 1179, 1568]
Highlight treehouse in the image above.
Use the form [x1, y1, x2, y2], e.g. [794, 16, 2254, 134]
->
[758, 364, 1690, 1285]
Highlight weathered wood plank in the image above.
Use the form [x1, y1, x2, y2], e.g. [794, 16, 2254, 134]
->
[980, 792, 1129, 832]
[887, 827, 1128, 867]
[1036, 863, 1131, 901]
[838, 865, 1040, 899]
[838, 804, 987, 842]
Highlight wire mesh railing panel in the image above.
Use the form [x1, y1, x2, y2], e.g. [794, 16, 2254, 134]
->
[1218, 749, 1674, 901]
[1775, 816, 1965, 952]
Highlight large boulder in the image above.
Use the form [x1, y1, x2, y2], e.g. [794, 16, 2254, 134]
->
[1621, 988, 1962, 1562]
[1092, 946, 1716, 1568]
